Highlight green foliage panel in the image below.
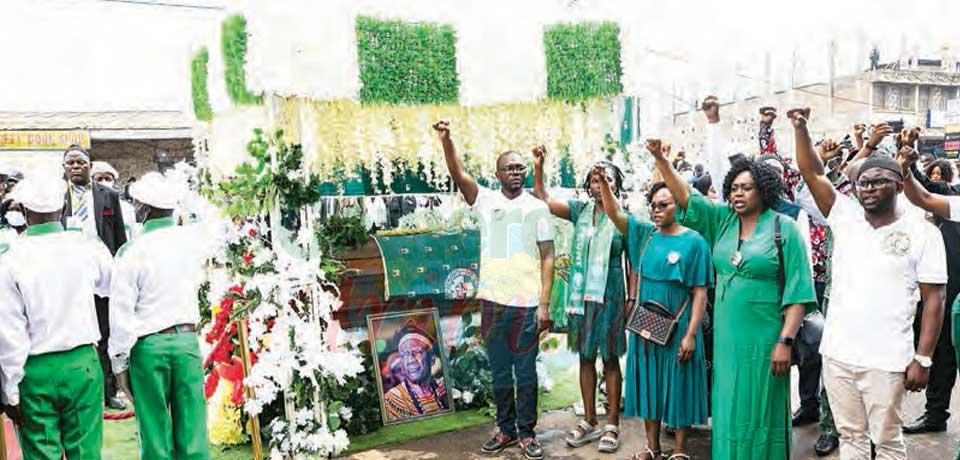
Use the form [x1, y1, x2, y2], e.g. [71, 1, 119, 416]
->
[356, 16, 460, 105]
[191, 47, 213, 121]
[222, 15, 262, 105]
[544, 22, 623, 101]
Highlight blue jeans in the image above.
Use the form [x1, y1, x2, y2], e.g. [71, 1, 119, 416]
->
[481, 302, 540, 439]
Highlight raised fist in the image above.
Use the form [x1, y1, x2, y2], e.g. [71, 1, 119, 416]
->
[701, 96, 720, 124]
[853, 124, 866, 138]
[532, 145, 547, 169]
[645, 139, 665, 161]
[759, 106, 778, 124]
[818, 139, 840, 160]
[432, 120, 451, 140]
[867, 123, 893, 147]
[897, 127, 922, 149]
[897, 146, 920, 170]
[590, 163, 611, 184]
[786, 108, 811, 128]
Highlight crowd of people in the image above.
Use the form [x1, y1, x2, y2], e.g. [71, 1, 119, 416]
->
[434, 95, 959, 460]
[0, 147, 211, 460]
[0, 95, 958, 460]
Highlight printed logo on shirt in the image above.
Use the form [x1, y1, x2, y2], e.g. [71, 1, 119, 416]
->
[883, 230, 912, 257]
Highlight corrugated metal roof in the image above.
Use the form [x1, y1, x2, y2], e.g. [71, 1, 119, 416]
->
[0, 111, 193, 131]
[872, 69, 960, 86]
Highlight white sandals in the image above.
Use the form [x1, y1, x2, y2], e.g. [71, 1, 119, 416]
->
[630, 447, 661, 460]
[597, 424, 620, 453]
[564, 419, 602, 447]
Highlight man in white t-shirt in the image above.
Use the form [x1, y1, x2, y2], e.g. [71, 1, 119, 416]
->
[434, 120, 555, 460]
[790, 109, 947, 460]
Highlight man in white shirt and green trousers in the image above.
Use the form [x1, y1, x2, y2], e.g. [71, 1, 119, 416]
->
[0, 173, 113, 460]
[108, 172, 210, 460]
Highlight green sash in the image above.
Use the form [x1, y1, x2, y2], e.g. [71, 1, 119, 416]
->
[565, 201, 615, 315]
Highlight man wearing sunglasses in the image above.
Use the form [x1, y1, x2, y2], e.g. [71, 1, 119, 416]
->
[791, 108, 946, 460]
[433, 120, 554, 460]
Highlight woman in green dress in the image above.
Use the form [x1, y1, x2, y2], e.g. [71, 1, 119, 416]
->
[532, 146, 630, 453]
[649, 139, 818, 460]
[595, 164, 713, 460]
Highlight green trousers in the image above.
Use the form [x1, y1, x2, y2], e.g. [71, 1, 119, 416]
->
[18, 345, 103, 460]
[130, 332, 211, 460]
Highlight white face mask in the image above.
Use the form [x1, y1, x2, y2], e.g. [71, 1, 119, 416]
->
[100, 180, 115, 189]
[5, 211, 25, 227]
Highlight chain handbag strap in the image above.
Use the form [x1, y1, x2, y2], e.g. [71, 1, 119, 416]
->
[626, 228, 692, 347]
[627, 229, 656, 317]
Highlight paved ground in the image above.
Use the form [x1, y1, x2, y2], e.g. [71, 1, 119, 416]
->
[347, 370, 960, 459]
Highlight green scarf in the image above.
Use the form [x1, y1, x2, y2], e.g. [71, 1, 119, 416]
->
[565, 201, 616, 315]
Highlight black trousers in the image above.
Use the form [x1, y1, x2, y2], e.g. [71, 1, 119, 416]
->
[914, 286, 959, 424]
[481, 302, 540, 439]
[793, 282, 826, 413]
[95, 295, 118, 401]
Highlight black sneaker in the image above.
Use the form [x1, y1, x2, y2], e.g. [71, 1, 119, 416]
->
[791, 407, 819, 427]
[105, 397, 127, 411]
[814, 433, 839, 457]
[481, 433, 517, 453]
[520, 437, 544, 460]
[903, 414, 947, 434]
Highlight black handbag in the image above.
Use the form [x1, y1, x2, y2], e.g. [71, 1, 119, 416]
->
[625, 230, 690, 347]
[627, 298, 690, 347]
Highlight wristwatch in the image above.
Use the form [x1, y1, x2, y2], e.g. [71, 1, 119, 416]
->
[865, 143, 878, 151]
[914, 354, 933, 368]
[777, 336, 794, 346]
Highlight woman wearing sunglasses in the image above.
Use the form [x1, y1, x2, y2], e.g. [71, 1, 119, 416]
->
[531, 145, 629, 454]
[648, 139, 817, 460]
[594, 162, 714, 460]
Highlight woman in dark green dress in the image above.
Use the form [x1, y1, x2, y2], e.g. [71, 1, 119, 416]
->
[649, 139, 818, 460]
[532, 146, 630, 453]
[596, 165, 713, 460]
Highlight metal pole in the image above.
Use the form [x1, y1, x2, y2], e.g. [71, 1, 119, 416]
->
[237, 320, 264, 460]
[828, 40, 836, 116]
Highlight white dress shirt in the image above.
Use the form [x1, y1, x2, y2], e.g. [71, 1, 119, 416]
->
[108, 217, 209, 373]
[0, 221, 112, 405]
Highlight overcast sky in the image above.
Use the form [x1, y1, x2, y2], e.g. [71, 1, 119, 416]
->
[2, 0, 958, 116]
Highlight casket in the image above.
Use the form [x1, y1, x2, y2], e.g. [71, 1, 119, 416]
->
[333, 239, 481, 329]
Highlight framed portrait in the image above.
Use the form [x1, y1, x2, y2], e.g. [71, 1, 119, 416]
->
[367, 308, 455, 425]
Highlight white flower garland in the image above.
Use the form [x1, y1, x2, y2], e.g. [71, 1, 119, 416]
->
[177, 150, 365, 458]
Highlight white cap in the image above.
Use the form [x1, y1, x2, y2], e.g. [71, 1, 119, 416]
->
[90, 161, 119, 179]
[9, 173, 67, 213]
[129, 172, 180, 210]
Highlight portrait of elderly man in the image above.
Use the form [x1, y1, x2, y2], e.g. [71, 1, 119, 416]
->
[382, 320, 451, 423]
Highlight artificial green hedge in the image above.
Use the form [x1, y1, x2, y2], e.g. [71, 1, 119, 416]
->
[191, 47, 213, 121]
[544, 22, 622, 102]
[222, 15, 262, 105]
[356, 16, 459, 105]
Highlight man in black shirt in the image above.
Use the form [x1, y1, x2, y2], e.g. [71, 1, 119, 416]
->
[903, 160, 960, 434]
